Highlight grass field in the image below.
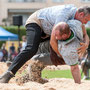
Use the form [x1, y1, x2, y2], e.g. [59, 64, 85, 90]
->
[42, 70, 84, 79]
[17, 69, 86, 80]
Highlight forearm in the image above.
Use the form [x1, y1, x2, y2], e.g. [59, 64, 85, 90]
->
[82, 24, 89, 48]
[50, 29, 62, 57]
[50, 40, 60, 56]
[71, 64, 81, 84]
[84, 34, 89, 48]
[78, 26, 90, 57]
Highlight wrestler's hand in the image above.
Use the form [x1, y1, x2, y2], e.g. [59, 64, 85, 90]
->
[77, 42, 88, 58]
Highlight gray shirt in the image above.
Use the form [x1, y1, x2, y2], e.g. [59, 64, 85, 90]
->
[58, 20, 83, 65]
[37, 4, 77, 35]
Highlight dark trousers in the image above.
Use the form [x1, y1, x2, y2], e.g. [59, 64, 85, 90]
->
[8, 23, 43, 75]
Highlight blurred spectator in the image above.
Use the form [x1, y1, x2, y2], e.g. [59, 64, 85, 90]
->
[1, 43, 8, 62]
[8, 43, 16, 62]
[18, 43, 22, 53]
[0, 50, 4, 62]
[11, 51, 18, 60]
[9, 43, 15, 54]
[21, 35, 27, 51]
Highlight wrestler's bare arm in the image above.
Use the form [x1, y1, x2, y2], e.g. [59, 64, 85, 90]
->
[71, 64, 81, 84]
[82, 24, 89, 47]
[50, 29, 62, 57]
[77, 24, 89, 57]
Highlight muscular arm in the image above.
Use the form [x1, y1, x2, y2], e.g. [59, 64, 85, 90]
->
[71, 64, 81, 84]
[50, 29, 62, 57]
[78, 24, 89, 57]
[82, 24, 89, 46]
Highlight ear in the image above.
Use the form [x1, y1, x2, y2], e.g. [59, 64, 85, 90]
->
[79, 12, 85, 17]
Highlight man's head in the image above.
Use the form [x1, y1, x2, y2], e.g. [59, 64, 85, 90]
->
[53, 22, 71, 40]
[75, 6, 90, 24]
[22, 35, 26, 42]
